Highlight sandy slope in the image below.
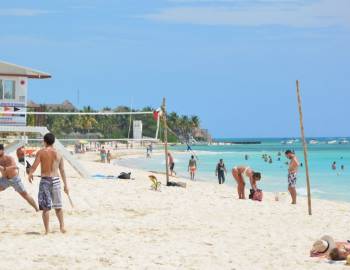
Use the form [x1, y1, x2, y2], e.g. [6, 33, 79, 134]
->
[0, 152, 349, 270]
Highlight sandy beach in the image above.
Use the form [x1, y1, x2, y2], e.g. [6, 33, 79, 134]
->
[0, 150, 349, 270]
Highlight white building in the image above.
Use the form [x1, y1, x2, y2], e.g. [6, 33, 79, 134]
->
[133, 120, 143, 140]
[0, 60, 51, 126]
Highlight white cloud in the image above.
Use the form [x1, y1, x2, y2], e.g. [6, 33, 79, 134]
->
[0, 8, 52, 17]
[144, 0, 350, 27]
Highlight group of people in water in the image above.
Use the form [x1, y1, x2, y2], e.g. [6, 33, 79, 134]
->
[167, 149, 300, 204]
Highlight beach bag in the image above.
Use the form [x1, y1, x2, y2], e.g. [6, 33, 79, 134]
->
[249, 189, 263, 201]
[118, 172, 131, 179]
[253, 189, 263, 201]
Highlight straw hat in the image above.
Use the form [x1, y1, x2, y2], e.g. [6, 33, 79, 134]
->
[346, 255, 350, 266]
[311, 235, 336, 254]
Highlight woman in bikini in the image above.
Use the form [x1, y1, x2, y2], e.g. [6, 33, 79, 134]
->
[232, 166, 261, 199]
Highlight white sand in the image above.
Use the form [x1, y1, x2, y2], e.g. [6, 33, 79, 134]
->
[0, 151, 349, 270]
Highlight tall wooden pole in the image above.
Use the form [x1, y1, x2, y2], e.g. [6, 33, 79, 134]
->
[162, 97, 170, 186]
[296, 80, 312, 216]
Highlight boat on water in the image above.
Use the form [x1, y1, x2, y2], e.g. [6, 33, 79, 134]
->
[309, 140, 318, 145]
[339, 139, 349, 144]
[327, 140, 337, 145]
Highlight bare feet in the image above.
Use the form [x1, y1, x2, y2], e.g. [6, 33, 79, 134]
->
[60, 227, 67, 234]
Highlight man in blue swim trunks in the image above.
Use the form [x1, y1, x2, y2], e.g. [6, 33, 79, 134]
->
[28, 133, 69, 234]
[285, 150, 299, 205]
[0, 144, 39, 212]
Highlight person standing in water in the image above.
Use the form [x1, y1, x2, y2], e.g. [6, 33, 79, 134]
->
[332, 161, 337, 170]
[215, 159, 227, 184]
[0, 144, 38, 212]
[285, 150, 299, 205]
[232, 166, 261, 199]
[188, 155, 197, 180]
[28, 133, 69, 234]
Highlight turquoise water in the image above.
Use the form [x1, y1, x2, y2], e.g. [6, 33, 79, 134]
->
[118, 138, 350, 202]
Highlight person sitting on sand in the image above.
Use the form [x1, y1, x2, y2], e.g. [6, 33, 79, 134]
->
[215, 159, 227, 184]
[28, 133, 69, 234]
[168, 153, 176, 176]
[188, 155, 197, 180]
[0, 144, 39, 212]
[311, 235, 350, 261]
[232, 166, 261, 199]
[285, 150, 299, 204]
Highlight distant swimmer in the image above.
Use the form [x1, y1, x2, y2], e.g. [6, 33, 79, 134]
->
[285, 150, 299, 205]
[232, 166, 261, 199]
[341, 164, 345, 170]
[188, 155, 197, 180]
[332, 161, 337, 170]
[245, 154, 249, 161]
[215, 159, 227, 184]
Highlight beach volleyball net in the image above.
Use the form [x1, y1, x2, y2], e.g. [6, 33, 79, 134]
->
[1, 109, 161, 149]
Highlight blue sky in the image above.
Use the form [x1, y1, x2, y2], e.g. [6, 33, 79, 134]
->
[1, 0, 349, 138]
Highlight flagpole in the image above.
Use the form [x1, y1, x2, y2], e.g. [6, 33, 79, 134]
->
[162, 97, 170, 186]
[296, 80, 312, 216]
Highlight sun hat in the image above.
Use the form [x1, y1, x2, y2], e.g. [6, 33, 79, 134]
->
[311, 235, 336, 255]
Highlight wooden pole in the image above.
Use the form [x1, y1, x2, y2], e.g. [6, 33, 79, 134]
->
[296, 80, 312, 216]
[162, 97, 170, 186]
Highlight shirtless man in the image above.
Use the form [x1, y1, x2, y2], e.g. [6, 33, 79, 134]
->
[285, 150, 299, 204]
[28, 133, 69, 234]
[0, 144, 38, 211]
[232, 166, 261, 199]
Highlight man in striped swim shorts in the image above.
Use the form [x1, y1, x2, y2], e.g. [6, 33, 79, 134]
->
[28, 133, 69, 235]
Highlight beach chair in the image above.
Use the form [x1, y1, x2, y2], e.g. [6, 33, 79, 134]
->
[148, 175, 161, 191]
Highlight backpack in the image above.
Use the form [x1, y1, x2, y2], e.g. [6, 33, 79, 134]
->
[118, 172, 131, 179]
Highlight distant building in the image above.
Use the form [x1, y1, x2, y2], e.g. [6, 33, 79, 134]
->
[192, 128, 212, 142]
[28, 99, 77, 111]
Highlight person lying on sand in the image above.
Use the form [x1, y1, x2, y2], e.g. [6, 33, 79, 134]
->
[232, 166, 261, 199]
[0, 144, 39, 212]
[28, 133, 69, 234]
[311, 235, 350, 261]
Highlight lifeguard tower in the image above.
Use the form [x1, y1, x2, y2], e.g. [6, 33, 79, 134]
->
[0, 60, 89, 178]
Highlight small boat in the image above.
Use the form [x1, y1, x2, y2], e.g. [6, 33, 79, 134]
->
[286, 139, 295, 145]
[339, 139, 349, 144]
[309, 140, 318, 145]
[327, 140, 337, 145]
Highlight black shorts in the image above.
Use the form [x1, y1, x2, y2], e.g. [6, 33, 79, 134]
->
[170, 163, 175, 171]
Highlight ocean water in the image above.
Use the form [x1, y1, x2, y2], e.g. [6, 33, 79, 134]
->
[117, 138, 350, 202]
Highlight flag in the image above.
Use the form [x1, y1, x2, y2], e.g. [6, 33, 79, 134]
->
[153, 108, 162, 121]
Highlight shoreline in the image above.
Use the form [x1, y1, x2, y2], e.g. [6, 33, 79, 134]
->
[115, 151, 350, 205]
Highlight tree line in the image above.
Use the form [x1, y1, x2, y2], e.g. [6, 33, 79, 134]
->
[27, 106, 202, 142]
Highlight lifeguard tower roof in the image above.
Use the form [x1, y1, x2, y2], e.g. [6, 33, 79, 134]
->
[0, 60, 51, 79]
